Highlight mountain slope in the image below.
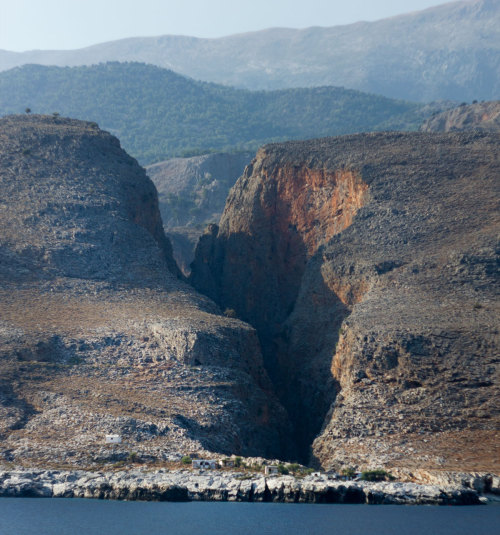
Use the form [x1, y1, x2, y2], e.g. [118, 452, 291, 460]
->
[0, 62, 425, 164]
[146, 152, 253, 274]
[0, 0, 498, 101]
[421, 100, 500, 132]
[190, 131, 500, 470]
[0, 115, 292, 467]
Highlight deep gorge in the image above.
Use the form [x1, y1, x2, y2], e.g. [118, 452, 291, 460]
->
[1, 116, 498, 474]
[189, 132, 500, 470]
[189, 155, 370, 462]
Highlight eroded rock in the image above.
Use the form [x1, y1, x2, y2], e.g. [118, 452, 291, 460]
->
[0, 115, 291, 466]
[0, 469, 483, 504]
[191, 131, 500, 470]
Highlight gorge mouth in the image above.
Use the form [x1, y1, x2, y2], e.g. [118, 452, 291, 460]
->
[189, 156, 370, 463]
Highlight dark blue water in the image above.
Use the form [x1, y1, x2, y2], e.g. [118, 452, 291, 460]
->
[0, 499, 499, 535]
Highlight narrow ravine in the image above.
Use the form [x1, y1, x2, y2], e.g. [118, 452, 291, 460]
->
[189, 148, 369, 462]
[188, 132, 500, 473]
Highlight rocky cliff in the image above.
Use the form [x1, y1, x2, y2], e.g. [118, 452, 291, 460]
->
[190, 132, 500, 471]
[0, 115, 292, 468]
[420, 101, 500, 133]
[146, 152, 252, 275]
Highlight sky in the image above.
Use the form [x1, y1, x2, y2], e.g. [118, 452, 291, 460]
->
[1, 0, 457, 52]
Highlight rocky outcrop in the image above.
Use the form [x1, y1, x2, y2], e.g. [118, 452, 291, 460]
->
[408, 470, 499, 495]
[146, 152, 252, 274]
[0, 470, 483, 505]
[420, 101, 500, 133]
[190, 132, 500, 470]
[0, 115, 292, 467]
[190, 153, 369, 458]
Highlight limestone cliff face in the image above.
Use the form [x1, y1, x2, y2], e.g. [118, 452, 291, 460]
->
[0, 115, 292, 467]
[190, 149, 369, 458]
[191, 132, 500, 471]
[191, 150, 368, 345]
[420, 100, 500, 133]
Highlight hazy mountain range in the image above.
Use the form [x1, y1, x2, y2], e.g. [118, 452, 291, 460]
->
[0, 0, 498, 102]
[0, 62, 429, 164]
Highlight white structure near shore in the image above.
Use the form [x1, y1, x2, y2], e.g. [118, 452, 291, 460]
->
[192, 459, 217, 470]
[105, 434, 122, 444]
[264, 465, 279, 475]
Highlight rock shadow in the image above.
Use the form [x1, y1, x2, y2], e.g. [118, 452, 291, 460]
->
[191, 226, 352, 464]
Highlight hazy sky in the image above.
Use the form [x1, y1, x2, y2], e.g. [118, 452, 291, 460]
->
[1, 0, 457, 52]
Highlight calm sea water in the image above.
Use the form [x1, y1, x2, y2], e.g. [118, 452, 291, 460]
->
[0, 499, 499, 535]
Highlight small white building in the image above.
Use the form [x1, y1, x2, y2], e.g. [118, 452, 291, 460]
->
[105, 434, 122, 444]
[192, 459, 218, 470]
[264, 465, 279, 475]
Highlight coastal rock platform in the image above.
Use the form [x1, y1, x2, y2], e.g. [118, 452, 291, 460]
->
[0, 470, 485, 505]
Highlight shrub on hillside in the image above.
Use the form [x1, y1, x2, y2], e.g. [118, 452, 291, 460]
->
[360, 469, 395, 482]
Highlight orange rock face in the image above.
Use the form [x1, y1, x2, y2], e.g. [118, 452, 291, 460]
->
[191, 132, 500, 470]
[191, 149, 369, 333]
[270, 166, 368, 256]
[191, 146, 372, 460]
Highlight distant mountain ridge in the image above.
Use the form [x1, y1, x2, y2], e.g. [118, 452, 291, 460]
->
[0, 62, 427, 164]
[0, 0, 498, 102]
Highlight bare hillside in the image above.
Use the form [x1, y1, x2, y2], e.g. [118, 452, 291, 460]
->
[0, 115, 292, 468]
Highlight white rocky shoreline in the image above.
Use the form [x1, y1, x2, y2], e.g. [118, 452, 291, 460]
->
[0, 469, 496, 505]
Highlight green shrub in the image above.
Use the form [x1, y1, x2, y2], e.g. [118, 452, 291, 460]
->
[277, 464, 289, 475]
[360, 469, 395, 482]
[341, 467, 356, 477]
[181, 455, 192, 465]
[286, 463, 301, 473]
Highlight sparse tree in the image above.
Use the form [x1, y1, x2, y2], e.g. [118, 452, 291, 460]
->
[341, 467, 356, 478]
[277, 464, 289, 475]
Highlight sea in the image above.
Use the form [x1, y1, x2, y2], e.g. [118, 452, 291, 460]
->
[0, 499, 499, 535]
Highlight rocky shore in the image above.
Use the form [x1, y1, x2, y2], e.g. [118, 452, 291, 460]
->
[0, 470, 491, 505]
